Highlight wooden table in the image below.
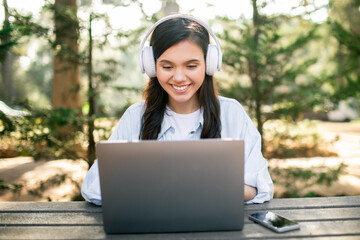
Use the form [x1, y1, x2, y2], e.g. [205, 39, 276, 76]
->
[1, 196, 360, 239]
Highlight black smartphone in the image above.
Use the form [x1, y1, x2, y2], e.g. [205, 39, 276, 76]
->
[248, 211, 300, 233]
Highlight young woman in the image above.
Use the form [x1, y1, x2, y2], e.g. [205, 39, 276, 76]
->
[81, 14, 273, 206]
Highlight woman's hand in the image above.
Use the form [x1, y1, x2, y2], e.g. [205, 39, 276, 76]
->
[244, 185, 257, 202]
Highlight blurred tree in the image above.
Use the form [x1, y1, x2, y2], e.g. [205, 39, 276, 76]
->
[80, 0, 147, 166]
[1, 1, 50, 106]
[0, 0, 14, 105]
[328, 0, 360, 101]
[0, 0, 146, 165]
[52, 0, 81, 110]
[219, 0, 320, 150]
[22, 42, 53, 107]
[159, 0, 179, 18]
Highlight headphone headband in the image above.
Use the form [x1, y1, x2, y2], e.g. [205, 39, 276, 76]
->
[139, 14, 222, 74]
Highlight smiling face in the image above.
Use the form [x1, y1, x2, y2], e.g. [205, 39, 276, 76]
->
[156, 39, 206, 114]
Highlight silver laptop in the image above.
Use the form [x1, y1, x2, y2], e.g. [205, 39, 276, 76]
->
[96, 139, 244, 234]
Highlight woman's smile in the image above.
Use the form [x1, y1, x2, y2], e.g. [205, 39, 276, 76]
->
[171, 84, 191, 92]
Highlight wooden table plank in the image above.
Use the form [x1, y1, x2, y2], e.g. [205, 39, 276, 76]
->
[245, 207, 360, 222]
[0, 202, 100, 212]
[1, 220, 359, 240]
[1, 196, 358, 212]
[1, 208, 359, 225]
[245, 196, 360, 211]
[1, 197, 359, 239]
[0, 212, 103, 225]
[0, 226, 105, 240]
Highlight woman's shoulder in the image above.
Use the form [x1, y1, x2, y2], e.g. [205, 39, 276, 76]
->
[123, 101, 146, 116]
[110, 102, 145, 141]
[218, 96, 244, 111]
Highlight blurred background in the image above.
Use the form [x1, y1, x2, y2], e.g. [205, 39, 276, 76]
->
[0, 0, 359, 201]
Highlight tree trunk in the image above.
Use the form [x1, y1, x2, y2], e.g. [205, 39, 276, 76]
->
[87, 13, 96, 167]
[52, 0, 81, 109]
[1, 0, 14, 105]
[250, 0, 265, 152]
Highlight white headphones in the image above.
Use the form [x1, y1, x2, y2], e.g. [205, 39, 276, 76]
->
[139, 14, 222, 78]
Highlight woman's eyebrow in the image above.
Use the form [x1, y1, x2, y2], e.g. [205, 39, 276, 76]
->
[158, 59, 201, 64]
[186, 59, 201, 63]
[158, 59, 173, 64]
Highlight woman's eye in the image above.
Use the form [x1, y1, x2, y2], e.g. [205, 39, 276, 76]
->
[162, 66, 172, 69]
[187, 65, 197, 69]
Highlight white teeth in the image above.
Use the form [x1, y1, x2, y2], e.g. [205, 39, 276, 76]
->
[173, 85, 188, 91]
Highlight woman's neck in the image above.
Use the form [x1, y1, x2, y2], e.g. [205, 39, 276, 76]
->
[168, 99, 200, 114]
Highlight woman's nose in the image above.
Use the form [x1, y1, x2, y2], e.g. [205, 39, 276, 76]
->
[173, 68, 186, 81]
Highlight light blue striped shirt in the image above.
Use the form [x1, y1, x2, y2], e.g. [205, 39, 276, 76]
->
[81, 96, 274, 205]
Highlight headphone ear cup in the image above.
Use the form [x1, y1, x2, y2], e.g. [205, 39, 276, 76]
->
[206, 44, 219, 76]
[142, 46, 157, 78]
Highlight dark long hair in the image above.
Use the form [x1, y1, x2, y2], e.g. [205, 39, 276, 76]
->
[140, 17, 221, 139]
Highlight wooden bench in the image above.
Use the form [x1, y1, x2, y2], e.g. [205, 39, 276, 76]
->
[1, 196, 360, 239]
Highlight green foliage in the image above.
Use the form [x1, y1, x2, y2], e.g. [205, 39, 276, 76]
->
[0, 107, 115, 163]
[0, 179, 22, 192]
[71, 193, 85, 201]
[27, 174, 67, 197]
[271, 162, 347, 198]
[0, 27, 16, 62]
[0, 9, 50, 63]
[0, 107, 85, 160]
[10, 10, 50, 38]
[1, 0, 146, 111]
[218, 15, 322, 122]
[263, 120, 338, 159]
[328, 19, 360, 101]
[0, 111, 16, 135]
[21, 44, 53, 106]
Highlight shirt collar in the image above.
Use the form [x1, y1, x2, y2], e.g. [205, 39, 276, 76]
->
[157, 107, 204, 139]
[158, 112, 172, 139]
[194, 107, 204, 131]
